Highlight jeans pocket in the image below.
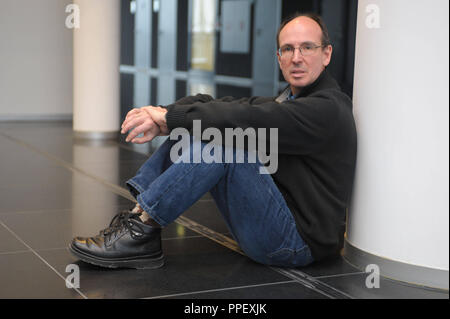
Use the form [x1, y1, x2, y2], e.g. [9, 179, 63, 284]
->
[266, 246, 314, 268]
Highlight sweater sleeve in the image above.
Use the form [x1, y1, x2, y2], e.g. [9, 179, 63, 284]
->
[170, 93, 214, 106]
[165, 92, 340, 155]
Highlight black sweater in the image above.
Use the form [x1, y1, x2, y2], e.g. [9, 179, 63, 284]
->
[165, 70, 357, 261]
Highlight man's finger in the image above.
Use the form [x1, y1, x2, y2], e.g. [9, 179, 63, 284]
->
[122, 109, 145, 132]
[122, 114, 146, 134]
[130, 136, 151, 144]
[124, 106, 154, 123]
[124, 108, 141, 121]
[131, 131, 157, 144]
[125, 125, 146, 142]
[121, 113, 141, 133]
[125, 120, 156, 142]
[131, 122, 161, 144]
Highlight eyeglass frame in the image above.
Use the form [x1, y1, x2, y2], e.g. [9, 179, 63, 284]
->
[277, 42, 328, 58]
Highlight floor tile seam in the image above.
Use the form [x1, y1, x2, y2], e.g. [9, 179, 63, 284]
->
[0, 202, 202, 216]
[2, 234, 224, 255]
[1, 131, 350, 299]
[0, 208, 73, 215]
[143, 280, 298, 299]
[0, 219, 88, 299]
[0, 249, 31, 256]
[2, 234, 231, 255]
[80, 159, 148, 165]
[0, 219, 32, 255]
[271, 267, 355, 299]
[0, 233, 230, 257]
[314, 271, 367, 279]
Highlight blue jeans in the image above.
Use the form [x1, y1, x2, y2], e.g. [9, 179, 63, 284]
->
[126, 135, 314, 267]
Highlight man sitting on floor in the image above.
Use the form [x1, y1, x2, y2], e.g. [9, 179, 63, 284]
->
[69, 13, 357, 269]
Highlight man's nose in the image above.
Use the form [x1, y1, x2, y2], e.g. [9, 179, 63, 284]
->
[292, 47, 303, 63]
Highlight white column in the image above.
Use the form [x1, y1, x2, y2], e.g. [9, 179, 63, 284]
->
[346, 0, 449, 289]
[73, 0, 120, 139]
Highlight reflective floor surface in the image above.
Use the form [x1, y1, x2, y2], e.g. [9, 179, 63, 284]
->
[0, 121, 448, 299]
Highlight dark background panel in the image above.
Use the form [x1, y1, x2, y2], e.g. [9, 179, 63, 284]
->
[216, 84, 251, 99]
[120, 0, 135, 65]
[176, 80, 187, 100]
[215, 0, 254, 78]
[120, 73, 134, 121]
[342, 0, 357, 98]
[281, 0, 320, 18]
[320, 0, 357, 98]
[177, 0, 189, 71]
[150, 78, 158, 106]
[151, 5, 159, 69]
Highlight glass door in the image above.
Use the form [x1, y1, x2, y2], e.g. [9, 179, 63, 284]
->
[188, 0, 217, 96]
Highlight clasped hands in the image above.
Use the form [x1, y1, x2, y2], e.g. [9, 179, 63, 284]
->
[121, 106, 169, 144]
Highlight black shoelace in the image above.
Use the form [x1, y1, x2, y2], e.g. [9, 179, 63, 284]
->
[102, 211, 146, 243]
[100, 210, 129, 236]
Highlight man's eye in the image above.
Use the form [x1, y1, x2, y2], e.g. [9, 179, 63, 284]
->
[283, 47, 294, 53]
[302, 45, 313, 51]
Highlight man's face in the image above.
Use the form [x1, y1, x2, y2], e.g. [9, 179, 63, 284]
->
[277, 17, 332, 96]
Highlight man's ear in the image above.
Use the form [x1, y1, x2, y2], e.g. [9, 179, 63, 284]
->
[322, 45, 332, 67]
[276, 50, 282, 68]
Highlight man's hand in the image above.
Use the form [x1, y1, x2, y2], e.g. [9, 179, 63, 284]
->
[121, 106, 169, 144]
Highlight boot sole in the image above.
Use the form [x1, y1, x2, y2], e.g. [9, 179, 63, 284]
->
[69, 243, 165, 270]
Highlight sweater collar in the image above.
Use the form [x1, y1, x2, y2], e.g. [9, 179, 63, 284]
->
[296, 68, 336, 97]
[276, 68, 338, 103]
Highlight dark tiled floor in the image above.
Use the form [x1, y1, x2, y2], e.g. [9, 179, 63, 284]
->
[0, 121, 448, 300]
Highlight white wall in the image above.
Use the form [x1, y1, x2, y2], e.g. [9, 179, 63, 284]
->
[0, 0, 73, 120]
[348, 0, 449, 271]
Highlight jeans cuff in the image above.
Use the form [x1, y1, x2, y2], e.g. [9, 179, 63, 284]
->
[125, 179, 145, 200]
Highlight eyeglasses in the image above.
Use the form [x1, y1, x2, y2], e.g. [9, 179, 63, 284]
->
[278, 43, 325, 59]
